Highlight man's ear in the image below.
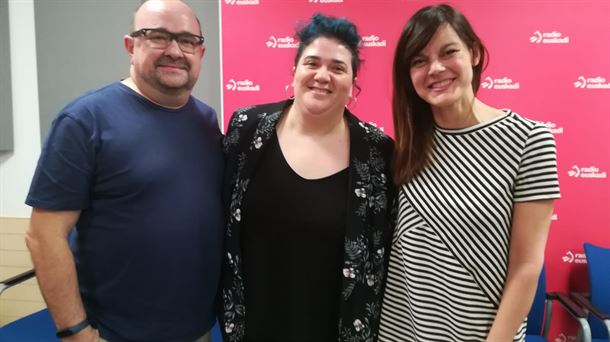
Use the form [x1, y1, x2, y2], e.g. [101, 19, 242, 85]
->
[199, 46, 206, 60]
[124, 35, 135, 58]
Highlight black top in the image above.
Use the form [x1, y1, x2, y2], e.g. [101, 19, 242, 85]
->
[241, 134, 348, 342]
[221, 100, 395, 342]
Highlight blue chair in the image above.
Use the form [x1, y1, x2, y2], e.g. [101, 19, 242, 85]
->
[0, 269, 58, 341]
[0, 269, 224, 341]
[572, 243, 610, 342]
[526, 266, 549, 341]
[526, 266, 591, 342]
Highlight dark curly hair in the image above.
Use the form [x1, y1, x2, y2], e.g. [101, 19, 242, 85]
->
[294, 13, 362, 79]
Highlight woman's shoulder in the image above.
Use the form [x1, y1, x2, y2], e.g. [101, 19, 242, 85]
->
[347, 113, 393, 146]
[223, 100, 288, 154]
[346, 113, 394, 165]
[502, 110, 554, 136]
[227, 100, 287, 129]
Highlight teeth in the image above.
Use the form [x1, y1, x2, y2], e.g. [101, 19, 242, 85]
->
[310, 87, 330, 94]
[430, 79, 452, 88]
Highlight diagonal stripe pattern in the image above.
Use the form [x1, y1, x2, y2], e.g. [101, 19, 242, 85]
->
[379, 111, 560, 342]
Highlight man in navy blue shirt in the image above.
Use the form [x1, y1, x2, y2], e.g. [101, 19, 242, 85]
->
[25, 1, 223, 341]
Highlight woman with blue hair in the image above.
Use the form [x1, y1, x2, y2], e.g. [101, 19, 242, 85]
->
[220, 13, 395, 342]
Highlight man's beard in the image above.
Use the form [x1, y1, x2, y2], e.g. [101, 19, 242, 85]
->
[152, 73, 196, 94]
[148, 57, 197, 94]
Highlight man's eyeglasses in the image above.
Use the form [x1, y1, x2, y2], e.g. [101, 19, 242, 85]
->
[130, 28, 204, 54]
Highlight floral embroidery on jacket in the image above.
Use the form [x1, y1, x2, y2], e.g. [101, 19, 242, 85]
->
[220, 100, 395, 342]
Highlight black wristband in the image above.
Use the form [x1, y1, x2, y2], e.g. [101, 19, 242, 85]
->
[56, 318, 90, 338]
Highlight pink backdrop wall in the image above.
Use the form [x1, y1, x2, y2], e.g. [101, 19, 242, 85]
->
[221, 0, 610, 339]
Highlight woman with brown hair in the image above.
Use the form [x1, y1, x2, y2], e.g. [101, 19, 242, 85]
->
[379, 4, 560, 341]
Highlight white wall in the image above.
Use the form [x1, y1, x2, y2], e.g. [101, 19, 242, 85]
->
[0, 0, 40, 218]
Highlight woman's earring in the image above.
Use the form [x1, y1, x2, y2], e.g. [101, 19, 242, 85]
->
[346, 84, 362, 109]
[346, 95, 357, 108]
[284, 84, 295, 99]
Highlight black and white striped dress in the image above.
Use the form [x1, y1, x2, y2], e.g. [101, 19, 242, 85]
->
[379, 111, 560, 342]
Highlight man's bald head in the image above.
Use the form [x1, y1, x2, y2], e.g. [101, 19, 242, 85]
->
[132, 0, 201, 35]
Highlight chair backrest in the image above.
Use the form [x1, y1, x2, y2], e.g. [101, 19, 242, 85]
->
[583, 242, 610, 338]
[0, 229, 76, 341]
[0, 309, 58, 341]
[527, 266, 547, 335]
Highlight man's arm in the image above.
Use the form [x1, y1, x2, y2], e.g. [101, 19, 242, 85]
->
[26, 208, 99, 341]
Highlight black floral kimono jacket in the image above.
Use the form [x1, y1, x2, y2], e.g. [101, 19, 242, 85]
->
[220, 99, 396, 342]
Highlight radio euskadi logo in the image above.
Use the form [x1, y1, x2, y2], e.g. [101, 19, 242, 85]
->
[225, 78, 260, 92]
[567, 165, 607, 179]
[265, 36, 298, 49]
[574, 76, 610, 89]
[543, 121, 564, 134]
[224, 0, 259, 5]
[481, 76, 520, 90]
[554, 333, 577, 342]
[308, 0, 344, 3]
[529, 30, 569, 44]
[360, 34, 387, 48]
[561, 250, 586, 264]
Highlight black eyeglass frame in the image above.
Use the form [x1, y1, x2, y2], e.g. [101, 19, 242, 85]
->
[130, 28, 205, 50]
